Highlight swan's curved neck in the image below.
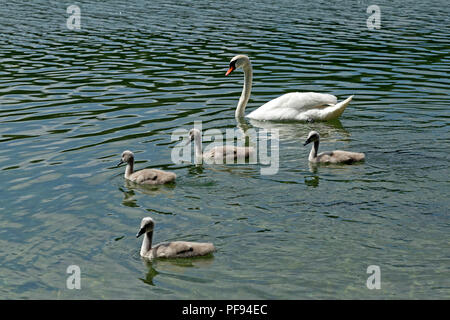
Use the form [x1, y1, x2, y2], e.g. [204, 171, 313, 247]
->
[140, 230, 153, 256]
[125, 160, 134, 179]
[309, 140, 319, 161]
[236, 62, 253, 119]
[193, 134, 203, 163]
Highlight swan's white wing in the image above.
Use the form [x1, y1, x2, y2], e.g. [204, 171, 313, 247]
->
[247, 92, 337, 121]
[262, 92, 338, 110]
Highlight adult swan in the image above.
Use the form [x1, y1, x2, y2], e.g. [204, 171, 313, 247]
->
[225, 54, 354, 122]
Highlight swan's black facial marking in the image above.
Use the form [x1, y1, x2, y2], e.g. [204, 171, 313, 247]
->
[226, 60, 237, 75]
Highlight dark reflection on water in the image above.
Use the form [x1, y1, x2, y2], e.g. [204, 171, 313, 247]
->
[0, 0, 449, 299]
[304, 175, 320, 187]
[140, 256, 215, 287]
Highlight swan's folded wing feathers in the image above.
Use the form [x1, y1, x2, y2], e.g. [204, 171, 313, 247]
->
[160, 242, 193, 257]
[206, 146, 254, 162]
[247, 92, 338, 120]
[151, 242, 172, 258]
[261, 92, 337, 111]
[153, 241, 215, 258]
[331, 151, 365, 163]
[317, 150, 365, 164]
[223, 146, 254, 158]
[131, 169, 157, 184]
[130, 169, 176, 184]
[290, 92, 337, 110]
[316, 152, 335, 163]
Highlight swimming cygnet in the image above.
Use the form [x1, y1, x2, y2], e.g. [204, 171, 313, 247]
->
[187, 128, 254, 163]
[136, 217, 216, 259]
[118, 150, 176, 184]
[303, 131, 365, 164]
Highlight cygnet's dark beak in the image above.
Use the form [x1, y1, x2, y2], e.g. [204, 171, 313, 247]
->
[182, 135, 193, 146]
[117, 160, 124, 167]
[136, 227, 145, 238]
[303, 138, 312, 146]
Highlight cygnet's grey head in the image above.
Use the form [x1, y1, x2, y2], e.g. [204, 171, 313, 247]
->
[304, 131, 320, 146]
[118, 150, 134, 166]
[225, 54, 250, 76]
[188, 128, 201, 141]
[136, 217, 155, 238]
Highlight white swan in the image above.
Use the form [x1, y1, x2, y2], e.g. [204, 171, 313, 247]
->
[187, 128, 255, 164]
[303, 131, 365, 164]
[225, 54, 354, 122]
[118, 150, 176, 184]
[136, 217, 215, 259]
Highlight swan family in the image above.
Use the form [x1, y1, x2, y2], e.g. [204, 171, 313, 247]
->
[116, 54, 365, 261]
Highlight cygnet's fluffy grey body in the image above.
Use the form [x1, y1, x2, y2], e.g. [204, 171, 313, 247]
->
[136, 217, 215, 259]
[118, 150, 176, 184]
[304, 131, 365, 164]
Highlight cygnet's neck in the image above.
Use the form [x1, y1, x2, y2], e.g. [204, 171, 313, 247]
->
[193, 133, 203, 163]
[140, 230, 153, 257]
[124, 159, 134, 179]
[235, 62, 253, 119]
[309, 140, 319, 161]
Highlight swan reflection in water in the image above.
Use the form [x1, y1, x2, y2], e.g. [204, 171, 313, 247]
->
[139, 255, 215, 286]
[122, 178, 176, 195]
[119, 179, 177, 208]
[304, 173, 320, 187]
[243, 117, 349, 142]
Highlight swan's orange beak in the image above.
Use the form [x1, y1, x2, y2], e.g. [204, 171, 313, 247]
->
[225, 66, 235, 76]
